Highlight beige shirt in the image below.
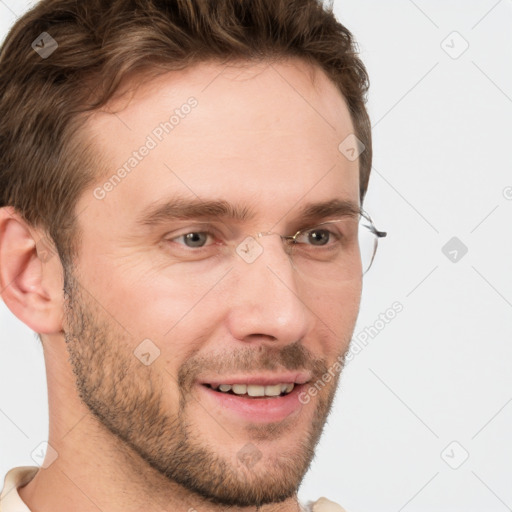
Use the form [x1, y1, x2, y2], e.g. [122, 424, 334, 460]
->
[0, 466, 347, 512]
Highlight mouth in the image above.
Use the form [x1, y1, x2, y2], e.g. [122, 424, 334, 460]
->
[196, 373, 312, 423]
[203, 382, 297, 398]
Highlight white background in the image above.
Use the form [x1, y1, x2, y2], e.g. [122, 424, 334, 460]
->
[1, 1, 512, 511]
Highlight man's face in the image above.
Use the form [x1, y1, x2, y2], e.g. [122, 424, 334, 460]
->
[63, 59, 362, 506]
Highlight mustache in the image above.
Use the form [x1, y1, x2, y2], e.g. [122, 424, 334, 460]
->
[178, 340, 330, 392]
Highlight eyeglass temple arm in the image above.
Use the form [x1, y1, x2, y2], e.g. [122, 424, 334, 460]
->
[360, 209, 387, 239]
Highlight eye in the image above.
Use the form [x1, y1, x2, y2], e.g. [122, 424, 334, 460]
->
[169, 231, 214, 248]
[295, 226, 341, 246]
[308, 228, 331, 245]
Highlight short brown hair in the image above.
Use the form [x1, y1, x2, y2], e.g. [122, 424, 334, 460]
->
[0, 0, 371, 266]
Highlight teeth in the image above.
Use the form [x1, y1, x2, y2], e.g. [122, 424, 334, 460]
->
[264, 384, 283, 396]
[232, 384, 247, 395]
[247, 385, 265, 397]
[211, 383, 296, 397]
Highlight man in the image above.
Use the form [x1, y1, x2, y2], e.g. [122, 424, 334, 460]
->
[0, 0, 385, 511]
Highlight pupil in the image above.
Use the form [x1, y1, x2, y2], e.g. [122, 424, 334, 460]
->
[185, 232, 206, 247]
[309, 230, 329, 245]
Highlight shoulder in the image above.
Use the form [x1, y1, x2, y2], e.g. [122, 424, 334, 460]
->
[304, 496, 348, 512]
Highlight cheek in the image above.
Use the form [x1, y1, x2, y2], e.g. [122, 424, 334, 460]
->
[310, 276, 361, 316]
[84, 254, 223, 338]
[99, 266, 231, 387]
[308, 278, 362, 351]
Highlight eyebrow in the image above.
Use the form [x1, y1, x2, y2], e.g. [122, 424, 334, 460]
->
[135, 196, 360, 228]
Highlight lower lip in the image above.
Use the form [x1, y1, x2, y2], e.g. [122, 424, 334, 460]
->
[198, 384, 307, 423]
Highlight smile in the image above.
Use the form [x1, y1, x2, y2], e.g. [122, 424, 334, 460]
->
[204, 382, 295, 398]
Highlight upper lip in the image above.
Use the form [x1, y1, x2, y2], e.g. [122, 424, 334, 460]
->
[198, 371, 312, 387]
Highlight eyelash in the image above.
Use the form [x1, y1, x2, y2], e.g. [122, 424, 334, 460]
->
[163, 223, 220, 249]
[168, 231, 217, 248]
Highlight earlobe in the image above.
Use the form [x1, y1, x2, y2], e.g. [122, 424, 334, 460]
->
[0, 207, 64, 335]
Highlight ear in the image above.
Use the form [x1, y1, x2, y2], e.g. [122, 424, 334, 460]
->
[0, 207, 64, 334]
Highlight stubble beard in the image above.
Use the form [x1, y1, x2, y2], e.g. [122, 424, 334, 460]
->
[61, 266, 347, 507]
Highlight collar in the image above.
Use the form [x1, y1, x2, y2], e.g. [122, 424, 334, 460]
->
[0, 466, 346, 512]
[0, 467, 38, 512]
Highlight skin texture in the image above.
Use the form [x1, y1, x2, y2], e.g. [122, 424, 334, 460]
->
[0, 58, 362, 512]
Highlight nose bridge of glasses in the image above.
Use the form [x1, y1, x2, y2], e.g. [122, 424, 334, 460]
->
[236, 229, 295, 262]
[229, 229, 297, 279]
[256, 230, 295, 250]
[257, 230, 286, 240]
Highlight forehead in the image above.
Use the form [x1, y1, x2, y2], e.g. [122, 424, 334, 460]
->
[79, 58, 360, 232]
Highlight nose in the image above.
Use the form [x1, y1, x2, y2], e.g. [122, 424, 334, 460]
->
[225, 234, 310, 345]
